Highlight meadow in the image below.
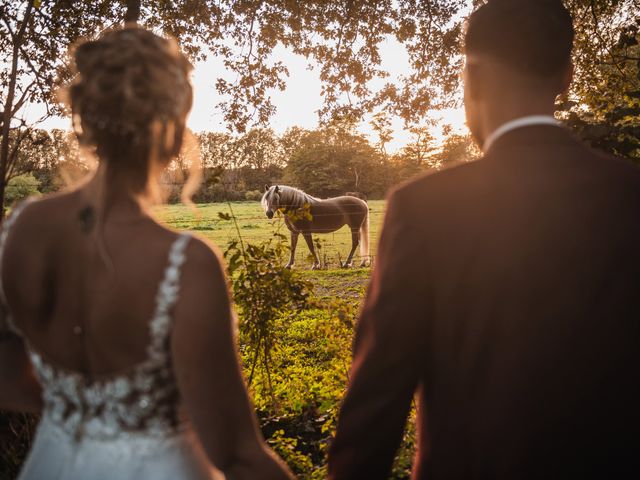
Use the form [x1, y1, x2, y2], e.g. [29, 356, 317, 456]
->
[156, 200, 387, 298]
[157, 199, 386, 266]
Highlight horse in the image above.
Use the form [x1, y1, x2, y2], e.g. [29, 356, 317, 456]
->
[261, 185, 370, 269]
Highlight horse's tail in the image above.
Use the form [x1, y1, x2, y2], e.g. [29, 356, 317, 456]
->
[360, 206, 370, 263]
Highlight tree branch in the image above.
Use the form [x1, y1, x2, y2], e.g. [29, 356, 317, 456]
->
[9, 80, 37, 118]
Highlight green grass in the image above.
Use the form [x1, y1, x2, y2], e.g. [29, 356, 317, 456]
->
[156, 200, 386, 270]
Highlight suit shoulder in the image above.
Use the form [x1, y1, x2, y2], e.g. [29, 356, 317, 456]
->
[591, 150, 640, 178]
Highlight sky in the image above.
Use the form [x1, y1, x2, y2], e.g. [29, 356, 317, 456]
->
[31, 36, 470, 154]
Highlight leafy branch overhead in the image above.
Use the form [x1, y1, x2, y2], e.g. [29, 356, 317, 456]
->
[1, 1, 639, 217]
[3, 1, 639, 134]
[1, 0, 468, 135]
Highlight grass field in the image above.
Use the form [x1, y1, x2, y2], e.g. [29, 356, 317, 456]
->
[157, 200, 386, 267]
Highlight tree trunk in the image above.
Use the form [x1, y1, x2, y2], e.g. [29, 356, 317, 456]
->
[124, 0, 141, 24]
[0, 0, 34, 220]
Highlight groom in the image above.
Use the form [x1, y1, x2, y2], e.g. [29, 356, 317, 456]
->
[329, 1, 640, 478]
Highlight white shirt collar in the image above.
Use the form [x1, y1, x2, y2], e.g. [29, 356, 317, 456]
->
[483, 115, 561, 152]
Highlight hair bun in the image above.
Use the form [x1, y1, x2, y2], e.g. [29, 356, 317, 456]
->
[65, 27, 193, 192]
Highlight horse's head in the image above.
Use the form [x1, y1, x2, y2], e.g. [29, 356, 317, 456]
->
[261, 185, 281, 219]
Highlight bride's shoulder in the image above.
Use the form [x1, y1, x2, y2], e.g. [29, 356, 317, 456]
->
[182, 234, 227, 279]
[1, 191, 84, 276]
[3, 190, 82, 234]
[172, 235, 231, 330]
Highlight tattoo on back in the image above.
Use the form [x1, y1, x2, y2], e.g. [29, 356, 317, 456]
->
[78, 205, 96, 234]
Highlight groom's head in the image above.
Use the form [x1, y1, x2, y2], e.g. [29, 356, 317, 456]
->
[463, 0, 574, 147]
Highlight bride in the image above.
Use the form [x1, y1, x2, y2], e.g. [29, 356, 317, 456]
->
[0, 27, 293, 480]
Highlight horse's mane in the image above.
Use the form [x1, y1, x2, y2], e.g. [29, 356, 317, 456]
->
[262, 185, 318, 211]
[279, 186, 318, 208]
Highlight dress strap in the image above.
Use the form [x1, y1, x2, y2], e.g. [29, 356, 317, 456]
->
[0, 199, 34, 335]
[146, 233, 192, 362]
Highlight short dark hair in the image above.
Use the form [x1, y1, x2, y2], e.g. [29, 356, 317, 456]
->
[464, 0, 574, 77]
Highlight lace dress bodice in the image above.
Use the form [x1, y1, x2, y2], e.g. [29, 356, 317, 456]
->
[0, 200, 192, 442]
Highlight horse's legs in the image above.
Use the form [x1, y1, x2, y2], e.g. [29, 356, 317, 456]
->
[302, 233, 321, 269]
[285, 231, 299, 269]
[343, 228, 360, 268]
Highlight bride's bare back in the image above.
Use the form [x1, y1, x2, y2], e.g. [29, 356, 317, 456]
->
[5, 189, 183, 375]
[0, 26, 293, 480]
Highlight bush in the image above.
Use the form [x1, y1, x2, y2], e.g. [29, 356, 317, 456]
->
[192, 183, 245, 203]
[224, 229, 313, 387]
[245, 190, 263, 201]
[0, 411, 39, 479]
[247, 298, 416, 479]
[5, 174, 40, 206]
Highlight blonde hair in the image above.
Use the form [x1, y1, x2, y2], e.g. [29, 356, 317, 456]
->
[64, 26, 194, 197]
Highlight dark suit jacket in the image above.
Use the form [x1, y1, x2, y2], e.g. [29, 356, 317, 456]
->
[328, 125, 640, 479]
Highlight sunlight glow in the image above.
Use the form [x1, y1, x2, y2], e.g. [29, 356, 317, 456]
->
[34, 38, 469, 153]
[187, 37, 469, 152]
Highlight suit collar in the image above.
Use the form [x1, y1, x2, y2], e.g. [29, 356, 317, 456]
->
[484, 123, 577, 157]
[483, 115, 560, 152]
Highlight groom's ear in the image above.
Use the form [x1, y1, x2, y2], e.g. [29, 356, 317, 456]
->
[464, 61, 483, 102]
[559, 62, 574, 96]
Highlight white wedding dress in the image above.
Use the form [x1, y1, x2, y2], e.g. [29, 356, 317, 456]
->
[0, 201, 224, 480]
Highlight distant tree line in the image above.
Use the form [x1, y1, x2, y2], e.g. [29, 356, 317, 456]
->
[6, 120, 481, 205]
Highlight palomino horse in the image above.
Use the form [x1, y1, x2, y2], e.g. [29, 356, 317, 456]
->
[261, 185, 370, 269]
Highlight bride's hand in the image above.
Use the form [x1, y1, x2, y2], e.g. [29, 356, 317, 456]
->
[0, 332, 42, 414]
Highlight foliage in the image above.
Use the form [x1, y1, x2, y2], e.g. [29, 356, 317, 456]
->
[392, 126, 439, 179]
[187, 0, 468, 130]
[556, 0, 640, 161]
[251, 304, 355, 477]
[267, 429, 315, 475]
[217, 201, 418, 479]
[5, 174, 40, 206]
[223, 225, 313, 387]
[28, 129, 88, 193]
[0, 1, 115, 215]
[9, 124, 480, 206]
[561, 99, 640, 161]
[244, 290, 418, 479]
[0, 411, 38, 480]
[370, 111, 394, 155]
[562, 0, 639, 121]
[248, 305, 354, 414]
[430, 132, 481, 167]
[390, 407, 418, 479]
[2, 0, 468, 141]
[392, 129, 480, 183]
[285, 123, 392, 198]
[245, 189, 264, 201]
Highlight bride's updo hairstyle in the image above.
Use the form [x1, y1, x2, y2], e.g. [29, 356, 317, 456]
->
[67, 27, 193, 194]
